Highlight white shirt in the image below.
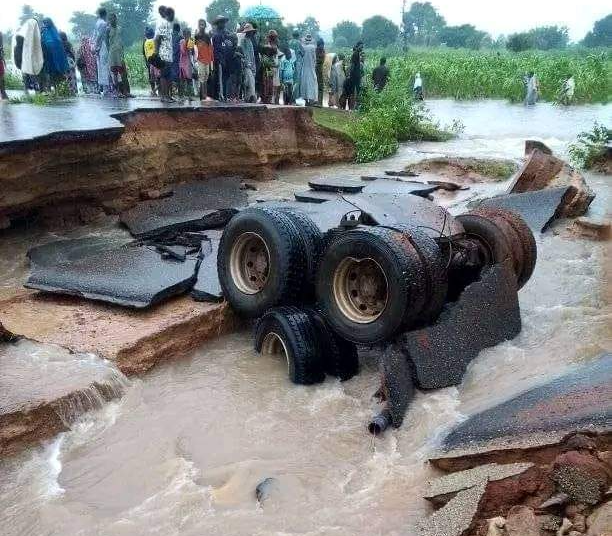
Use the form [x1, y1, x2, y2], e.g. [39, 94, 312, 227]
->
[155, 19, 173, 63]
[414, 75, 422, 89]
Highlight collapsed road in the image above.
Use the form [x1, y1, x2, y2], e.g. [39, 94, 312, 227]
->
[0, 99, 609, 536]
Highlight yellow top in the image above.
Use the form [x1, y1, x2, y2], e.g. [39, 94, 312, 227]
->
[144, 38, 156, 59]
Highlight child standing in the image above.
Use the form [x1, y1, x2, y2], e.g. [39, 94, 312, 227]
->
[260, 45, 276, 104]
[143, 27, 159, 96]
[179, 27, 194, 99]
[194, 19, 213, 101]
[279, 47, 295, 105]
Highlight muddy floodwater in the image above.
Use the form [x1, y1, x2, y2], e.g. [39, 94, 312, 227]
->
[1, 100, 610, 536]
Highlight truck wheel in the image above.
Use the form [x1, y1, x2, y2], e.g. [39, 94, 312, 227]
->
[456, 213, 512, 269]
[472, 207, 536, 289]
[316, 227, 427, 344]
[218, 208, 307, 318]
[391, 224, 449, 324]
[254, 306, 325, 385]
[304, 307, 359, 381]
[275, 208, 324, 299]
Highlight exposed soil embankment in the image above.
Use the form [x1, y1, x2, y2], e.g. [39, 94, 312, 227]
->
[0, 106, 354, 224]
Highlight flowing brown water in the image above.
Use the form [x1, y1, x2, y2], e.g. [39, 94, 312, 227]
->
[0, 100, 610, 536]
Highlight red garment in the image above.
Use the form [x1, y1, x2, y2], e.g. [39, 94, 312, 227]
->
[195, 39, 213, 65]
[0, 59, 5, 77]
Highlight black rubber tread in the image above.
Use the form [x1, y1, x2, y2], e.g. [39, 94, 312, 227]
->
[274, 208, 325, 298]
[316, 226, 427, 344]
[304, 307, 359, 381]
[218, 207, 307, 318]
[469, 208, 524, 284]
[388, 224, 449, 324]
[254, 306, 325, 385]
[471, 207, 536, 289]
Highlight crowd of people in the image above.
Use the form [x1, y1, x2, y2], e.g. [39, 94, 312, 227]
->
[0, 8, 577, 107]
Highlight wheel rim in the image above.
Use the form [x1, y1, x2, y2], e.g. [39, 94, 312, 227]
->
[333, 257, 388, 324]
[229, 232, 271, 294]
[261, 332, 290, 370]
[465, 232, 495, 266]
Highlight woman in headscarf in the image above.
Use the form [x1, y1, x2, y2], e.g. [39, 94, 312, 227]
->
[60, 32, 78, 96]
[40, 18, 69, 92]
[77, 36, 98, 94]
[299, 34, 317, 106]
[93, 7, 111, 95]
[16, 18, 44, 93]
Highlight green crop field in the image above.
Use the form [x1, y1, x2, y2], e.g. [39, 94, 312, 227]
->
[365, 47, 611, 103]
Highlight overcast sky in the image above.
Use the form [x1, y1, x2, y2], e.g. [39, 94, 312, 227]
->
[3, 0, 610, 41]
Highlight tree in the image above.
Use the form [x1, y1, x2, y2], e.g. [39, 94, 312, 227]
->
[402, 2, 445, 46]
[332, 20, 361, 47]
[100, 0, 155, 47]
[70, 11, 97, 39]
[506, 32, 534, 52]
[206, 0, 240, 30]
[582, 14, 612, 47]
[440, 24, 487, 49]
[361, 16, 399, 48]
[19, 4, 44, 25]
[297, 16, 320, 40]
[529, 26, 569, 49]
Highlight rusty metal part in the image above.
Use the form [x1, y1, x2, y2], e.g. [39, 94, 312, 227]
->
[229, 232, 270, 294]
[332, 257, 389, 324]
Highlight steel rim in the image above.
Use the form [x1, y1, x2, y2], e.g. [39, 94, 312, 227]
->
[229, 232, 271, 294]
[333, 257, 388, 324]
[261, 332, 290, 370]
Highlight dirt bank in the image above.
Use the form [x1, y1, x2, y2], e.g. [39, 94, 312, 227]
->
[0, 106, 354, 224]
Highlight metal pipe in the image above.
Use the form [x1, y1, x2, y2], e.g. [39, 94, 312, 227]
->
[368, 409, 392, 436]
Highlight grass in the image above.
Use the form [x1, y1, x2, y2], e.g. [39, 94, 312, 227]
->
[311, 108, 357, 139]
[8, 93, 52, 105]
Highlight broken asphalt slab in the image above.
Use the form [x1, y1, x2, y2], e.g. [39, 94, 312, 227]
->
[399, 260, 521, 390]
[432, 353, 612, 469]
[191, 238, 223, 302]
[476, 187, 572, 232]
[295, 179, 438, 203]
[26, 243, 200, 308]
[27, 236, 132, 268]
[120, 178, 247, 238]
[308, 177, 364, 193]
[0, 338, 127, 456]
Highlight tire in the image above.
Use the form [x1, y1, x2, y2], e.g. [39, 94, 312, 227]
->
[218, 208, 307, 318]
[471, 207, 536, 289]
[275, 208, 324, 298]
[455, 213, 512, 267]
[390, 224, 449, 324]
[316, 226, 427, 344]
[304, 307, 359, 381]
[254, 306, 325, 385]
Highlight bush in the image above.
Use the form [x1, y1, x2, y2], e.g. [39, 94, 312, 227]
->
[568, 122, 611, 169]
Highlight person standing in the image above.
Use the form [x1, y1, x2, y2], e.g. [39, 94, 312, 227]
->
[93, 8, 111, 95]
[16, 18, 44, 93]
[267, 30, 282, 105]
[0, 32, 8, 100]
[155, 6, 174, 102]
[279, 47, 295, 104]
[560, 74, 575, 105]
[77, 36, 98, 94]
[211, 14, 233, 101]
[194, 19, 214, 101]
[225, 34, 243, 101]
[525, 71, 539, 105]
[108, 13, 128, 96]
[413, 71, 423, 100]
[341, 42, 363, 110]
[142, 27, 159, 96]
[260, 44, 276, 104]
[179, 27, 194, 99]
[238, 23, 257, 103]
[288, 29, 302, 102]
[315, 38, 325, 106]
[328, 54, 345, 107]
[300, 34, 317, 106]
[40, 18, 69, 92]
[59, 32, 78, 95]
[372, 57, 389, 92]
